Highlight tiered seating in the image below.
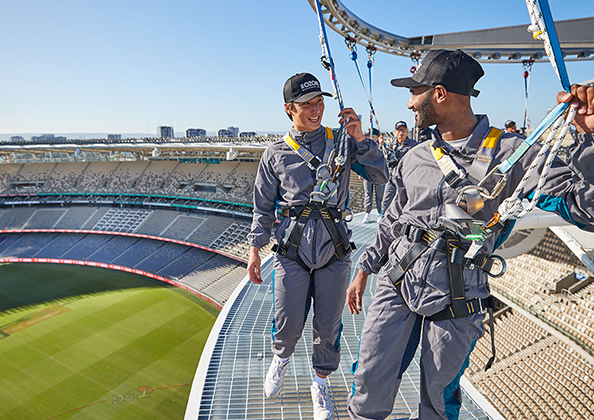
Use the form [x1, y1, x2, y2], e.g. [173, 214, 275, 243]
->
[200, 265, 246, 305]
[93, 208, 152, 232]
[12, 162, 56, 183]
[160, 215, 206, 241]
[0, 207, 36, 229]
[179, 254, 242, 302]
[108, 161, 150, 192]
[134, 210, 179, 236]
[34, 233, 84, 257]
[209, 221, 252, 260]
[80, 207, 111, 229]
[135, 242, 189, 272]
[348, 171, 366, 214]
[135, 161, 178, 193]
[542, 284, 594, 349]
[54, 207, 99, 229]
[0, 233, 57, 257]
[187, 215, 234, 247]
[111, 238, 163, 266]
[165, 162, 204, 192]
[467, 309, 594, 419]
[158, 247, 215, 279]
[0, 233, 22, 254]
[24, 209, 67, 228]
[75, 161, 120, 191]
[0, 163, 21, 190]
[44, 162, 89, 192]
[60, 234, 111, 259]
[87, 236, 140, 262]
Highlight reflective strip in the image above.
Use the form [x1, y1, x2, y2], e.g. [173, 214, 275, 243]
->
[283, 133, 321, 170]
[468, 127, 503, 182]
[431, 144, 458, 176]
[482, 127, 501, 149]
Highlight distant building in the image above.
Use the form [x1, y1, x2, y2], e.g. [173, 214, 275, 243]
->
[31, 134, 66, 142]
[218, 126, 239, 137]
[107, 134, 121, 141]
[239, 131, 257, 137]
[158, 126, 174, 139]
[186, 128, 206, 138]
[10, 136, 24, 142]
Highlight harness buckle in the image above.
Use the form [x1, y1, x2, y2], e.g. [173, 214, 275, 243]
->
[343, 207, 354, 223]
[485, 255, 506, 278]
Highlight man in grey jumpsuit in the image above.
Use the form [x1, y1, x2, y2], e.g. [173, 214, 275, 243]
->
[345, 49, 594, 420]
[362, 127, 386, 223]
[247, 72, 388, 420]
[381, 120, 418, 211]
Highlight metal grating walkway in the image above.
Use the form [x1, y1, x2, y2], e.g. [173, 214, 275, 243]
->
[187, 213, 499, 419]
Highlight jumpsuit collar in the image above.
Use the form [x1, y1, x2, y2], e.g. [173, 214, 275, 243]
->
[289, 125, 326, 146]
[430, 115, 491, 159]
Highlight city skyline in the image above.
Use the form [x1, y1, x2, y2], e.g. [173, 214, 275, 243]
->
[1, 0, 593, 137]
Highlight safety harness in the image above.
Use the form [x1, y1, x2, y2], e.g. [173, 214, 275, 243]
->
[382, 127, 509, 371]
[273, 126, 355, 272]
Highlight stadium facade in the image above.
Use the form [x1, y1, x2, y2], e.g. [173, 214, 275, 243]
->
[0, 136, 593, 419]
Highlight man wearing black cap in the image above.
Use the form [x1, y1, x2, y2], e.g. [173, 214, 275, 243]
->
[345, 49, 594, 419]
[381, 120, 418, 210]
[362, 127, 386, 224]
[505, 119, 518, 133]
[247, 72, 388, 419]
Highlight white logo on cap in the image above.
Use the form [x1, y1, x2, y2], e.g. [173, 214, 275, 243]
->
[300, 80, 320, 90]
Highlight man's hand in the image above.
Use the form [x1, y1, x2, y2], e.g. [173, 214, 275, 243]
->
[247, 246, 262, 284]
[338, 108, 365, 142]
[346, 270, 369, 314]
[558, 84, 594, 134]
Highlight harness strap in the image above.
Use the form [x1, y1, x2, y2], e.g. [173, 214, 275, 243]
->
[275, 202, 355, 272]
[431, 127, 504, 215]
[385, 227, 443, 286]
[445, 236, 468, 318]
[283, 127, 334, 171]
[467, 127, 503, 183]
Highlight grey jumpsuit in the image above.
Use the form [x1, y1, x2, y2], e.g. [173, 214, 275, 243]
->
[248, 125, 388, 376]
[348, 115, 594, 419]
[381, 137, 418, 211]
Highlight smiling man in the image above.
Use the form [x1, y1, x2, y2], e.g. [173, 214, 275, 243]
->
[345, 49, 594, 420]
[247, 72, 388, 420]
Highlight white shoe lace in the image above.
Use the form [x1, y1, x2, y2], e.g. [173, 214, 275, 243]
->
[312, 384, 332, 413]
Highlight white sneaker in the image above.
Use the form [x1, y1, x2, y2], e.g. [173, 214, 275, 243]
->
[311, 382, 334, 419]
[377, 214, 383, 224]
[362, 213, 370, 223]
[264, 356, 289, 398]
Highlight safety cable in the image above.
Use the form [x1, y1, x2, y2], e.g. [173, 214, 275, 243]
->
[344, 37, 381, 134]
[479, 0, 572, 186]
[367, 44, 378, 133]
[488, 0, 576, 224]
[313, 0, 350, 197]
[522, 59, 534, 130]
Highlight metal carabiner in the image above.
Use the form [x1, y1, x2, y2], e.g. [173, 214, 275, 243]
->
[486, 255, 507, 278]
[344, 207, 354, 223]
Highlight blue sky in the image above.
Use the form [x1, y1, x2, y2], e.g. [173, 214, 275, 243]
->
[0, 0, 593, 138]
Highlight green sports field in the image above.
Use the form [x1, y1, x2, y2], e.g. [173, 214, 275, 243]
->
[0, 263, 219, 420]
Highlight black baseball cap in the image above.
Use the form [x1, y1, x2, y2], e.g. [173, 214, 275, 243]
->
[283, 73, 332, 103]
[366, 127, 381, 137]
[394, 121, 407, 129]
[390, 49, 484, 97]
